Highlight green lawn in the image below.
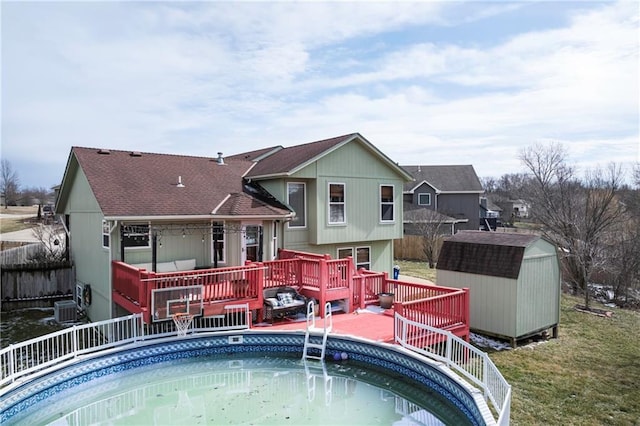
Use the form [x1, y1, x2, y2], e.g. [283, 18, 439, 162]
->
[396, 260, 640, 425]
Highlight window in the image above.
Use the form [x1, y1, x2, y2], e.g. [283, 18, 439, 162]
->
[380, 185, 394, 222]
[418, 193, 431, 206]
[122, 223, 150, 249]
[287, 182, 306, 228]
[271, 222, 278, 260]
[329, 183, 346, 224]
[337, 247, 353, 259]
[212, 221, 225, 264]
[356, 247, 370, 270]
[102, 220, 110, 248]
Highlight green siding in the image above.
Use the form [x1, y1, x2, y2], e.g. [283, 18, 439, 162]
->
[258, 140, 406, 265]
[288, 140, 404, 245]
[63, 167, 112, 322]
[437, 270, 517, 337]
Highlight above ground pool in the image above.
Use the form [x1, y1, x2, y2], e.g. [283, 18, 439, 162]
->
[1, 332, 488, 425]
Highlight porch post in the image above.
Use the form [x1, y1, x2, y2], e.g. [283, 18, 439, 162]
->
[213, 237, 219, 268]
[151, 230, 157, 272]
[120, 225, 125, 263]
[258, 226, 264, 262]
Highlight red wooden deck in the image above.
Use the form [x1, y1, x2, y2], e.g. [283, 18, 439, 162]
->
[111, 249, 470, 341]
[257, 309, 396, 343]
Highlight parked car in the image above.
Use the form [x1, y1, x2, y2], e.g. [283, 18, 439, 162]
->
[42, 204, 54, 217]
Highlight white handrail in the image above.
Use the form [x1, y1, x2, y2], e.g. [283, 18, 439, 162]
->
[0, 305, 251, 395]
[394, 313, 511, 426]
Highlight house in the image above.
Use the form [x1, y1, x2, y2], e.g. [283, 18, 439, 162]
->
[479, 196, 503, 231]
[436, 230, 561, 347]
[401, 165, 484, 235]
[55, 133, 413, 322]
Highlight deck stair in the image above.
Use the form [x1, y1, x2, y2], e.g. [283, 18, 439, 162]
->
[302, 301, 332, 361]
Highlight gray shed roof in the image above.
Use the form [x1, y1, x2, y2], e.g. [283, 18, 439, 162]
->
[436, 231, 542, 279]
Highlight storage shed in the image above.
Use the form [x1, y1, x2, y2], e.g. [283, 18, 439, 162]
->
[436, 231, 560, 347]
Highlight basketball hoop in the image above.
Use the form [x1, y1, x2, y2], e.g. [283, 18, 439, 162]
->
[173, 312, 195, 337]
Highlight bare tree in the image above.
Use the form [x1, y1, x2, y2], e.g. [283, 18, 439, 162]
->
[604, 167, 640, 306]
[520, 143, 625, 309]
[1, 159, 20, 208]
[30, 223, 66, 263]
[480, 176, 497, 193]
[406, 208, 450, 268]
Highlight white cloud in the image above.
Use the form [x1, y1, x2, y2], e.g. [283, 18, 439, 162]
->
[1, 1, 637, 188]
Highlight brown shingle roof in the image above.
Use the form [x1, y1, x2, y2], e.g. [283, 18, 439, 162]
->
[72, 147, 291, 218]
[213, 192, 290, 216]
[436, 231, 541, 279]
[245, 134, 357, 178]
[403, 165, 483, 193]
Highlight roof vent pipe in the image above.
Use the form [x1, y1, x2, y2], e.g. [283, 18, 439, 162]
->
[216, 152, 225, 165]
[177, 176, 185, 188]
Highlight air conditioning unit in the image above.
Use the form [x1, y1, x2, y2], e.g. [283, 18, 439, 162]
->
[55, 300, 77, 323]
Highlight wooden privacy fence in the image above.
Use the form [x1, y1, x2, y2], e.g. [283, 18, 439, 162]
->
[0, 243, 44, 265]
[1, 262, 74, 309]
[394, 236, 445, 261]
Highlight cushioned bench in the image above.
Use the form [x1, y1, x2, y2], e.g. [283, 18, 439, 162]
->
[131, 258, 197, 273]
[263, 286, 308, 323]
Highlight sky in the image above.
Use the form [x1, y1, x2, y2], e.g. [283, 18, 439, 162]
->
[1, 1, 639, 189]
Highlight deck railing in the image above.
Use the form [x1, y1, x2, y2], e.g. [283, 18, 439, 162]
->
[353, 270, 388, 308]
[395, 313, 511, 426]
[112, 261, 264, 321]
[394, 288, 470, 336]
[0, 304, 251, 394]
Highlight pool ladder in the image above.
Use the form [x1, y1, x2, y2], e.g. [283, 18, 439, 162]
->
[302, 301, 332, 361]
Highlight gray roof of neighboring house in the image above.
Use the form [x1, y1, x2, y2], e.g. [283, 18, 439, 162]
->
[436, 230, 543, 279]
[402, 165, 483, 193]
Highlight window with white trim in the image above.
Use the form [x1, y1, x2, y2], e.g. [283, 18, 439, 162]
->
[380, 185, 394, 222]
[356, 246, 370, 270]
[102, 220, 110, 248]
[287, 182, 306, 228]
[329, 183, 346, 224]
[418, 193, 431, 206]
[212, 221, 225, 263]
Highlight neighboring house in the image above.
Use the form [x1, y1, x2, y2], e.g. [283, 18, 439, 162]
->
[55, 133, 413, 321]
[402, 165, 484, 235]
[493, 198, 531, 221]
[479, 197, 503, 231]
[511, 199, 530, 218]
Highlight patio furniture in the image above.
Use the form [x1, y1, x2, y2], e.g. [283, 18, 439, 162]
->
[263, 286, 308, 323]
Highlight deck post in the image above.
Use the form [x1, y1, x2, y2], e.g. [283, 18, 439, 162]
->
[463, 288, 470, 341]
